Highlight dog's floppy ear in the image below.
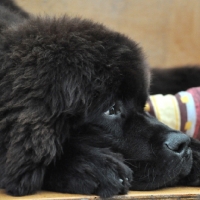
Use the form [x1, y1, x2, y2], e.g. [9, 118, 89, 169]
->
[0, 18, 93, 195]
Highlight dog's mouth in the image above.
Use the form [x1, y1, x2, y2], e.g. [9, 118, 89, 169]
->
[129, 147, 193, 190]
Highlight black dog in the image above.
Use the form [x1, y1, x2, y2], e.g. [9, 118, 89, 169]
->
[1, 0, 200, 198]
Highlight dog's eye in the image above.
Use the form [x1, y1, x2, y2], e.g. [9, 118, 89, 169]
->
[104, 103, 120, 116]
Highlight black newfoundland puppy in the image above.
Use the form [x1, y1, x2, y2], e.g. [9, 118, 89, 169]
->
[1, 0, 200, 198]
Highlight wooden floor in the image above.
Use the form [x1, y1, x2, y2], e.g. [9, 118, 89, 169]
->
[1, 187, 200, 199]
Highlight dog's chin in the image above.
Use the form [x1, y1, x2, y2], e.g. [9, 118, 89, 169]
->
[130, 149, 193, 191]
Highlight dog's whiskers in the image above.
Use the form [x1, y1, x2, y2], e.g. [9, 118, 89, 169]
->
[151, 143, 157, 158]
[124, 159, 138, 168]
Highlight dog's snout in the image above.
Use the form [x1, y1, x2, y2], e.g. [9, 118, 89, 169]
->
[164, 132, 191, 156]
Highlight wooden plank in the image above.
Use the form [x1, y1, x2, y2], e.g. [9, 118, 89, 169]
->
[1, 187, 200, 200]
[165, 0, 200, 67]
[15, 0, 200, 68]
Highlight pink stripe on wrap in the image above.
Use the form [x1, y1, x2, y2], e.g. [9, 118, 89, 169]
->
[187, 87, 200, 140]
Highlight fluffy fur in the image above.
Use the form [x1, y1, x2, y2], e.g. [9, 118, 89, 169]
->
[151, 67, 200, 95]
[1, 1, 200, 198]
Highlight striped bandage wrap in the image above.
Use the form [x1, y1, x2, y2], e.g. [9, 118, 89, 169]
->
[145, 87, 200, 140]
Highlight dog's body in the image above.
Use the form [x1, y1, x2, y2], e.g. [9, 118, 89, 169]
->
[1, 1, 200, 198]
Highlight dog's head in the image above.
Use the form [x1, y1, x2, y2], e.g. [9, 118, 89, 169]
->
[3, 16, 193, 190]
[62, 18, 192, 190]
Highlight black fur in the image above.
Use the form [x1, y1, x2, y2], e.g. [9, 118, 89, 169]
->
[0, 0, 29, 19]
[151, 66, 200, 95]
[1, 1, 200, 198]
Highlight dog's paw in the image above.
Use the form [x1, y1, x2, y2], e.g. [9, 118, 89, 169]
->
[90, 152, 132, 198]
[179, 149, 200, 186]
[177, 138, 200, 186]
[44, 148, 133, 198]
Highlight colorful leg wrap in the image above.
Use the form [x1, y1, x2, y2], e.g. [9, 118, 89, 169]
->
[145, 87, 200, 139]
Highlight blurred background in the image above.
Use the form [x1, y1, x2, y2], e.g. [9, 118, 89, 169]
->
[15, 0, 200, 69]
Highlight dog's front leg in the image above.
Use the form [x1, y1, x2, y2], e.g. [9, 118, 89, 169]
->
[43, 144, 133, 198]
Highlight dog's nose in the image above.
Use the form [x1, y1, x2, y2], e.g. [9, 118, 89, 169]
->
[164, 132, 191, 156]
